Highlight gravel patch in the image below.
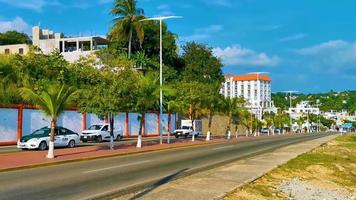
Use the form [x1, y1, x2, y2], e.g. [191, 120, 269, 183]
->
[279, 178, 353, 200]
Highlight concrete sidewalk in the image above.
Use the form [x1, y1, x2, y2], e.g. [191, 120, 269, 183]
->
[119, 135, 337, 200]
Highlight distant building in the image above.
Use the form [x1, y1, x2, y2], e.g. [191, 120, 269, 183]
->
[220, 73, 276, 119]
[0, 44, 29, 55]
[0, 26, 107, 63]
[323, 110, 356, 122]
[288, 101, 320, 119]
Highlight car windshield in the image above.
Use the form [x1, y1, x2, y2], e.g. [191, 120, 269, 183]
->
[32, 127, 50, 135]
[182, 126, 191, 130]
[88, 125, 102, 130]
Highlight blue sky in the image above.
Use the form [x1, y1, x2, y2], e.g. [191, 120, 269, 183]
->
[0, 0, 355, 93]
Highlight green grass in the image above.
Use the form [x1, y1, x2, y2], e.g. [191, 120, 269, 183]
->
[280, 134, 356, 187]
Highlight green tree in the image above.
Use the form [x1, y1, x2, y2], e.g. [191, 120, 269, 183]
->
[20, 83, 77, 158]
[222, 97, 245, 139]
[77, 57, 138, 149]
[108, 0, 145, 59]
[181, 42, 223, 84]
[170, 81, 206, 141]
[0, 31, 31, 45]
[133, 72, 161, 148]
[202, 83, 224, 140]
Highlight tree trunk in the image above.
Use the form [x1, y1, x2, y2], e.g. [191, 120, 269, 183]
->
[109, 112, 114, 150]
[136, 113, 144, 148]
[227, 113, 232, 139]
[128, 27, 133, 59]
[235, 125, 238, 138]
[47, 119, 56, 159]
[191, 118, 195, 142]
[167, 112, 171, 144]
[206, 110, 212, 141]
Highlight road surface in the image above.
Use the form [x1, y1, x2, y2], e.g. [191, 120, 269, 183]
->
[0, 133, 333, 200]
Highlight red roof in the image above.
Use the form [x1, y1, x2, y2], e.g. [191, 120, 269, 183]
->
[224, 74, 234, 78]
[227, 74, 271, 81]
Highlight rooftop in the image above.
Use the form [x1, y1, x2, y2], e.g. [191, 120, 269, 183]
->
[225, 74, 272, 81]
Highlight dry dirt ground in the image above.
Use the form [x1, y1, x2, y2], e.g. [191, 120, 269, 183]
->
[225, 133, 356, 200]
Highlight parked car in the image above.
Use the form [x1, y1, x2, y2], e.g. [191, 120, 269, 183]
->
[17, 127, 80, 150]
[261, 128, 269, 134]
[274, 128, 282, 134]
[81, 124, 122, 142]
[173, 120, 202, 138]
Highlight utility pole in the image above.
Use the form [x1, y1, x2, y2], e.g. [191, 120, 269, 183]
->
[283, 90, 298, 133]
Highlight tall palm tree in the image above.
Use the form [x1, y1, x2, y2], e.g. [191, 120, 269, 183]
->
[222, 97, 245, 139]
[109, 0, 145, 59]
[202, 83, 224, 141]
[134, 72, 160, 148]
[20, 83, 77, 158]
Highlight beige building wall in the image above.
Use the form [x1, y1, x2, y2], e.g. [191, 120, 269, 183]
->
[0, 44, 30, 55]
[201, 115, 248, 136]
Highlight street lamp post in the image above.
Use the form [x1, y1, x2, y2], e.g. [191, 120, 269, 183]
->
[283, 90, 298, 133]
[140, 16, 182, 145]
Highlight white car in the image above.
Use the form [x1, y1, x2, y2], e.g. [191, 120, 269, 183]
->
[81, 124, 123, 142]
[17, 127, 80, 150]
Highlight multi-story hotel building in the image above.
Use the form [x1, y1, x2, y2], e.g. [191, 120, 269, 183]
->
[221, 73, 276, 119]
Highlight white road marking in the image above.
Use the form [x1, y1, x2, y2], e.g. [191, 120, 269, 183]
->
[83, 160, 150, 174]
[213, 145, 234, 150]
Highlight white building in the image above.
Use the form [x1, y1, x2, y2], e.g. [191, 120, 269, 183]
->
[288, 101, 320, 119]
[323, 110, 356, 122]
[220, 73, 276, 119]
[0, 26, 107, 63]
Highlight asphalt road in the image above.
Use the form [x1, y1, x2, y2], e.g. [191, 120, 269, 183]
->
[0, 133, 334, 200]
[0, 137, 164, 154]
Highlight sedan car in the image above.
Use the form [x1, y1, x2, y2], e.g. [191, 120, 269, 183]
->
[17, 127, 80, 150]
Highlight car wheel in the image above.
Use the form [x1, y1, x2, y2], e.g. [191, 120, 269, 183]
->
[184, 134, 188, 138]
[68, 140, 75, 148]
[116, 135, 122, 141]
[38, 141, 47, 151]
[175, 135, 179, 139]
[96, 136, 103, 143]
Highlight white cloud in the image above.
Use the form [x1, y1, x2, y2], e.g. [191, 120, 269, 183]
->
[181, 24, 223, 42]
[297, 40, 348, 55]
[204, 0, 232, 7]
[296, 40, 356, 74]
[280, 33, 308, 42]
[154, 3, 175, 17]
[212, 45, 281, 67]
[0, 17, 30, 33]
[0, 0, 62, 11]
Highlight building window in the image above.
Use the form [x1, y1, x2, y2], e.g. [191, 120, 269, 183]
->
[4, 49, 10, 54]
[18, 48, 24, 55]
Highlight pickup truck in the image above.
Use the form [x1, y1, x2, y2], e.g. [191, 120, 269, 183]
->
[81, 124, 123, 142]
[173, 120, 202, 138]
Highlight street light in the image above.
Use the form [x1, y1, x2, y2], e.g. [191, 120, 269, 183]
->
[140, 16, 182, 145]
[282, 90, 298, 133]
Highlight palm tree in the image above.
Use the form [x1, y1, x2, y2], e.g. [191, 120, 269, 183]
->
[109, 0, 145, 59]
[222, 97, 245, 139]
[20, 83, 77, 158]
[203, 83, 224, 141]
[134, 72, 160, 148]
